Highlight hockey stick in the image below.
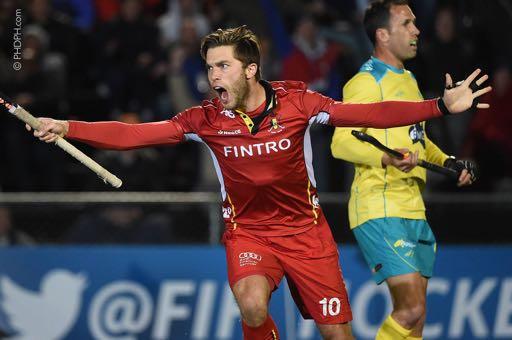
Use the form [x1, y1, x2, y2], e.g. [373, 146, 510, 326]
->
[0, 93, 123, 188]
[351, 130, 459, 179]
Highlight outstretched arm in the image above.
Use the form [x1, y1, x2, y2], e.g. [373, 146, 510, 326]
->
[305, 69, 491, 128]
[28, 118, 186, 150]
[327, 98, 443, 128]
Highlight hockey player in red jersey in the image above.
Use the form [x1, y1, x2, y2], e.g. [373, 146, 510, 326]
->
[30, 26, 490, 339]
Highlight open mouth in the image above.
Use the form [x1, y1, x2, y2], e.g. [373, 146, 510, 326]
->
[214, 86, 229, 103]
[410, 40, 418, 47]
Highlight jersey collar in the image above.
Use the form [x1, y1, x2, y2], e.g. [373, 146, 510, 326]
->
[235, 80, 277, 135]
[371, 56, 405, 74]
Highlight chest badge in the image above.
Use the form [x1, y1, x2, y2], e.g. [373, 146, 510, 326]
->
[409, 123, 425, 148]
[268, 117, 285, 134]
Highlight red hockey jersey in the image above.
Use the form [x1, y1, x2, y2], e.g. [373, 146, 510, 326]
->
[67, 80, 442, 236]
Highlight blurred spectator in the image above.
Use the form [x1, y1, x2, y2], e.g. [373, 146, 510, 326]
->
[3, 25, 66, 114]
[413, 5, 476, 156]
[0, 0, 18, 54]
[65, 206, 173, 244]
[463, 65, 512, 191]
[259, 36, 281, 81]
[165, 17, 209, 113]
[0, 207, 35, 246]
[280, 16, 341, 95]
[26, 0, 88, 91]
[202, 0, 229, 31]
[0, 24, 67, 191]
[94, 0, 163, 116]
[158, 0, 210, 47]
[52, 0, 95, 31]
[93, 0, 165, 23]
[417, 5, 475, 96]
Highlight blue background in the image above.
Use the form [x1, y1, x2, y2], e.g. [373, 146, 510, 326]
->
[0, 245, 511, 339]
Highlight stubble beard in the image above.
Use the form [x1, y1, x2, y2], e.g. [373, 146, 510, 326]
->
[227, 72, 249, 111]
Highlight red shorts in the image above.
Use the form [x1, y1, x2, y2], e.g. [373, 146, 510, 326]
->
[222, 217, 352, 324]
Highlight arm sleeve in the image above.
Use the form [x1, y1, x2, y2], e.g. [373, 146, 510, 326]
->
[301, 86, 443, 128]
[424, 133, 450, 166]
[330, 72, 384, 167]
[66, 108, 199, 150]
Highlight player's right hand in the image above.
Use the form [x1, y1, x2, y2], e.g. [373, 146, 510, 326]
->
[25, 118, 69, 143]
[382, 148, 419, 173]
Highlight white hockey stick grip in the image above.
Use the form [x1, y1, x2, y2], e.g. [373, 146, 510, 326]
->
[14, 106, 122, 188]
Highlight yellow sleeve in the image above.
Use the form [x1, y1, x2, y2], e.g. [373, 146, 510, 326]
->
[424, 133, 449, 166]
[331, 72, 385, 168]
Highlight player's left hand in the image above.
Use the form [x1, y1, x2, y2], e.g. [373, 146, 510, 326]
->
[442, 69, 492, 113]
[444, 158, 478, 187]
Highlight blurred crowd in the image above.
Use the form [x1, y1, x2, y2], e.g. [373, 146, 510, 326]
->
[0, 0, 511, 243]
[0, 0, 511, 193]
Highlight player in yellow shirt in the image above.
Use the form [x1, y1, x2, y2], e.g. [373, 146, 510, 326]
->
[331, 1, 478, 339]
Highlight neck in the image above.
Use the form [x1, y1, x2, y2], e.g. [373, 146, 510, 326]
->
[243, 80, 266, 112]
[374, 46, 404, 69]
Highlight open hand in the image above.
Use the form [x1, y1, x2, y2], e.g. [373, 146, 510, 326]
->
[442, 69, 492, 113]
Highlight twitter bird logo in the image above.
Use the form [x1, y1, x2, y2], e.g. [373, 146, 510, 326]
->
[0, 269, 87, 340]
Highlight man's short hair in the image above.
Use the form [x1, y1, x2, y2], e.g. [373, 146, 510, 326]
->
[364, 0, 409, 45]
[200, 26, 262, 81]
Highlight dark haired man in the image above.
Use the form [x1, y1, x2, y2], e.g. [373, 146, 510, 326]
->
[331, 1, 479, 339]
[30, 26, 488, 339]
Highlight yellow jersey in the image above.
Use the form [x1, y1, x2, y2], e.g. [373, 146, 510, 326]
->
[331, 57, 449, 228]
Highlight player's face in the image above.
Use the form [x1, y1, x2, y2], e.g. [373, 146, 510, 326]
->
[387, 5, 420, 61]
[206, 45, 250, 110]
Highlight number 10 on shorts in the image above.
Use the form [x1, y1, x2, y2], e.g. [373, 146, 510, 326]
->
[319, 297, 341, 316]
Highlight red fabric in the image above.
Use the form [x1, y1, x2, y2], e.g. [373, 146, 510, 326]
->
[67, 80, 440, 235]
[242, 315, 280, 340]
[468, 89, 512, 152]
[94, 0, 120, 22]
[281, 44, 340, 84]
[223, 217, 352, 324]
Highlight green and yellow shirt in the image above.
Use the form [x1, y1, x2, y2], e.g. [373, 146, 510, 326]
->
[331, 57, 449, 228]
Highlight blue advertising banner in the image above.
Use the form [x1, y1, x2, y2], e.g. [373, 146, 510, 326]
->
[0, 245, 511, 339]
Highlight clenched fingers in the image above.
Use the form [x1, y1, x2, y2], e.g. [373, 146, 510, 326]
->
[457, 169, 472, 187]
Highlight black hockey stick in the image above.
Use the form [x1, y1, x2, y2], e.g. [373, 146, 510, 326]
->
[351, 130, 459, 179]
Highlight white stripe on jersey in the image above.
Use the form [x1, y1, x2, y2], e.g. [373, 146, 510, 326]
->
[303, 117, 319, 188]
[185, 133, 227, 201]
[312, 111, 330, 125]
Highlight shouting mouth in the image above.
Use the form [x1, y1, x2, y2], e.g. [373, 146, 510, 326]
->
[214, 86, 229, 104]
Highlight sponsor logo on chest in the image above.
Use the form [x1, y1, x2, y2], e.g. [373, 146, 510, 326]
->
[223, 138, 292, 158]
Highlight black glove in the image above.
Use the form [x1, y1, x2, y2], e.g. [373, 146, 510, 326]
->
[444, 157, 478, 183]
